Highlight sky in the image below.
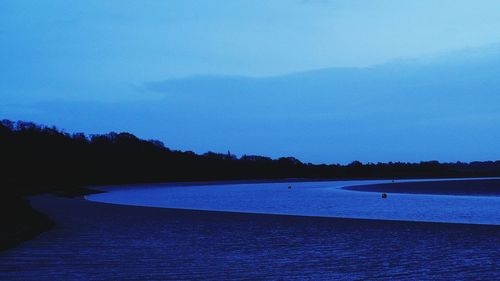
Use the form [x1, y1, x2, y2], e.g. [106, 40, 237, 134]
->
[2, 0, 500, 163]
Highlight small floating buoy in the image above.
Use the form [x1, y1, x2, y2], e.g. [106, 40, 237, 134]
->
[288, 185, 292, 189]
[381, 193, 388, 199]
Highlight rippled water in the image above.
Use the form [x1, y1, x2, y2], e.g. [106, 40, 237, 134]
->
[87, 179, 500, 225]
[1, 195, 499, 280]
[2, 179, 499, 280]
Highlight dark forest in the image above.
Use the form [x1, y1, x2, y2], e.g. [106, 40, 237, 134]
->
[2, 119, 500, 197]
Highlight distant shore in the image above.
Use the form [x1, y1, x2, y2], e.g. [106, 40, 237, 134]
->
[343, 179, 500, 196]
[89, 176, 495, 191]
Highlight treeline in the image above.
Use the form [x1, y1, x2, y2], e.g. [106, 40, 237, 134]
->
[2, 119, 500, 195]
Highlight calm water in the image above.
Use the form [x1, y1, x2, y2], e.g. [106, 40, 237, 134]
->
[1, 179, 499, 280]
[87, 179, 500, 225]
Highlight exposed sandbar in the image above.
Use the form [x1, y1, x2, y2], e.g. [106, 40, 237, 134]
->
[344, 179, 500, 196]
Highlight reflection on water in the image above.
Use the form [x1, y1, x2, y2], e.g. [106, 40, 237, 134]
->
[87, 179, 500, 225]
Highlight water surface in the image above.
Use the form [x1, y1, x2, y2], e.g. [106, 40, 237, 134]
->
[1, 195, 499, 280]
[87, 178, 500, 225]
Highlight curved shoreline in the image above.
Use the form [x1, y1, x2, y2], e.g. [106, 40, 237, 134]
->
[86, 177, 500, 226]
[86, 199, 500, 228]
[343, 179, 500, 196]
[38, 195, 500, 231]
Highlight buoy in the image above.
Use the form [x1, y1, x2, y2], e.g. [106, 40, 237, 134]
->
[288, 185, 292, 189]
[381, 193, 388, 199]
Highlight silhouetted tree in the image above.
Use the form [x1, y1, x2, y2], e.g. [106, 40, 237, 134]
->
[2, 118, 500, 196]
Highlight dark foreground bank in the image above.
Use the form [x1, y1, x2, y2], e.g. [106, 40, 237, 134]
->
[0, 196, 54, 251]
[344, 178, 500, 196]
[1, 195, 499, 281]
[0, 187, 102, 251]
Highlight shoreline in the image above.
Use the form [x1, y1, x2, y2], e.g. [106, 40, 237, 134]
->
[86, 179, 500, 225]
[38, 194, 500, 229]
[89, 176, 500, 191]
[83, 197, 500, 228]
[343, 178, 500, 196]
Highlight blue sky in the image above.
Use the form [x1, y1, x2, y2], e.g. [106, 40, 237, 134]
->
[2, 1, 500, 163]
